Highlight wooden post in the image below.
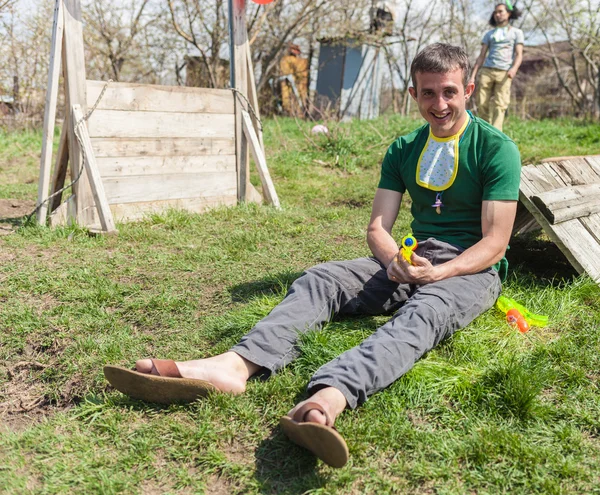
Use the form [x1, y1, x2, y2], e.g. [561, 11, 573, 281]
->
[63, 0, 97, 227]
[37, 0, 64, 225]
[246, 43, 264, 154]
[230, 0, 249, 203]
[72, 105, 117, 233]
[49, 124, 69, 212]
[242, 110, 280, 208]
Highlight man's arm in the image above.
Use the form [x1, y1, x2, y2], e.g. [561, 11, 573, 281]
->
[468, 44, 488, 85]
[507, 43, 523, 79]
[388, 200, 518, 284]
[367, 188, 403, 268]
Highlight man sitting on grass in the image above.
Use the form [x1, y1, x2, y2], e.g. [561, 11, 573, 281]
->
[105, 43, 521, 468]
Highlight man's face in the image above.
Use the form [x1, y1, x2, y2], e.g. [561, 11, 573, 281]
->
[409, 69, 474, 138]
[494, 5, 510, 25]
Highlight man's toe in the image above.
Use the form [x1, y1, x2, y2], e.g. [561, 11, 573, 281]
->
[135, 359, 153, 374]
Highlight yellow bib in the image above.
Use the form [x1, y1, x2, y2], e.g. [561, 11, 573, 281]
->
[416, 116, 470, 192]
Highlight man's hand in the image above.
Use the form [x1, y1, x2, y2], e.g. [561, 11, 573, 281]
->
[387, 250, 439, 285]
[507, 67, 517, 79]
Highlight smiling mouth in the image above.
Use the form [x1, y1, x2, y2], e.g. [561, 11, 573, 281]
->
[431, 112, 450, 121]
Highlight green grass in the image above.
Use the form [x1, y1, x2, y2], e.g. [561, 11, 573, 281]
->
[0, 115, 599, 494]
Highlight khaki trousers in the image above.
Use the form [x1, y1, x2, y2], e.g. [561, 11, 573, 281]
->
[477, 67, 513, 131]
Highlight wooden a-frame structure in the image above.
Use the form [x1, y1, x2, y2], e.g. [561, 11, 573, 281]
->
[37, 0, 279, 234]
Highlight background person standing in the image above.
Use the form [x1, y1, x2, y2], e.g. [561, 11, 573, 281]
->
[469, 2, 524, 131]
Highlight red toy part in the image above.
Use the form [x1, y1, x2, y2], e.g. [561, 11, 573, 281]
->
[251, 0, 275, 4]
[506, 309, 530, 333]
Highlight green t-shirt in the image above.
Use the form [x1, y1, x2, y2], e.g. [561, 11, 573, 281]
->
[378, 114, 521, 259]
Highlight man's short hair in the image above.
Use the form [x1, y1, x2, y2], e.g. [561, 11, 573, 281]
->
[410, 43, 471, 90]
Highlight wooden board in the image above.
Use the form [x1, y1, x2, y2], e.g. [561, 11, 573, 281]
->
[95, 155, 235, 177]
[83, 80, 237, 222]
[87, 80, 234, 114]
[64, 0, 97, 226]
[532, 184, 600, 224]
[109, 196, 237, 222]
[72, 104, 117, 233]
[518, 157, 600, 283]
[102, 173, 237, 204]
[91, 137, 235, 158]
[87, 110, 235, 139]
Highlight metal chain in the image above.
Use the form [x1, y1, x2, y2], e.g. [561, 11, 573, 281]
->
[230, 87, 263, 132]
[24, 80, 113, 226]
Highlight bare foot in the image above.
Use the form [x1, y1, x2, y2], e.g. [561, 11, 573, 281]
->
[287, 386, 348, 426]
[135, 352, 261, 394]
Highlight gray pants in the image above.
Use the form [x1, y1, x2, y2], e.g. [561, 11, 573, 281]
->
[231, 238, 501, 409]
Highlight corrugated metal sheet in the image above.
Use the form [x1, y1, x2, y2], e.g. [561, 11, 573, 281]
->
[315, 39, 384, 121]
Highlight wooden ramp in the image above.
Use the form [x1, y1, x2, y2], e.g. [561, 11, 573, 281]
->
[515, 155, 600, 283]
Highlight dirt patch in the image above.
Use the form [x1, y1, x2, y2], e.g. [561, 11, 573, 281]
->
[204, 474, 234, 495]
[0, 361, 53, 431]
[0, 199, 35, 234]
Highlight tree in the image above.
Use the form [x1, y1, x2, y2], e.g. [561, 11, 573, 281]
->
[0, 1, 54, 118]
[83, 0, 172, 83]
[526, 0, 600, 117]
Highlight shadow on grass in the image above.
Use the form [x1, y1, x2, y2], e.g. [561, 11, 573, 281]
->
[508, 231, 578, 285]
[0, 215, 29, 228]
[229, 270, 303, 303]
[255, 430, 326, 493]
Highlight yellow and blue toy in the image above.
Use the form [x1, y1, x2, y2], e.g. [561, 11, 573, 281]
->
[400, 235, 418, 264]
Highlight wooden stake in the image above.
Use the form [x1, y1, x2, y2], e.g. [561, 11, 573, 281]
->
[50, 123, 69, 212]
[72, 104, 117, 233]
[245, 42, 264, 154]
[231, 0, 249, 203]
[37, 0, 64, 225]
[241, 110, 280, 209]
[63, 0, 97, 226]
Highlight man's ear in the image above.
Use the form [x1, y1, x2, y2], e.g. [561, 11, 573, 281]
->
[465, 80, 475, 100]
[408, 87, 417, 100]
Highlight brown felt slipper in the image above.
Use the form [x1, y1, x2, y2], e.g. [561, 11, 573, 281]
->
[280, 401, 349, 468]
[104, 359, 217, 404]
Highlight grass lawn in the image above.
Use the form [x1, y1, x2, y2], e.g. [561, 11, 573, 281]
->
[0, 114, 599, 494]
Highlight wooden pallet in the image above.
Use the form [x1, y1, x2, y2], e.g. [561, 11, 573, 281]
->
[516, 155, 600, 283]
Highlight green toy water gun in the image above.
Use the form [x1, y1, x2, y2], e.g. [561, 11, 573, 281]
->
[400, 234, 418, 264]
[496, 295, 548, 328]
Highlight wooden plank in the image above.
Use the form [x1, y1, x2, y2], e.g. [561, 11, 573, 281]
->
[532, 184, 600, 224]
[521, 165, 556, 194]
[241, 110, 280, 208]
[245, 42, 264, 153]
[580, 214, 600, 245]
[50, 123, 69, 212]
[552, 220, 600, 282]
[232, 0, 249, 203]
[37, 0, 64, 225]
[585, 156, 600, 177]
[541, 155, 600, 163]
[540, 163, 568, 190]
[102, 173, 237, 204]
[96, 155, 236, 177]
[90, 137, 235, 158]
[49, 195, 76, 227]
[548, 158, 591, 186]
[109, 195, 237, 222]
[63, 0, 97, 226]
[87, 110, 235, 139]
[86, 80, 234, 114]
[72, 105, 117, 233]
